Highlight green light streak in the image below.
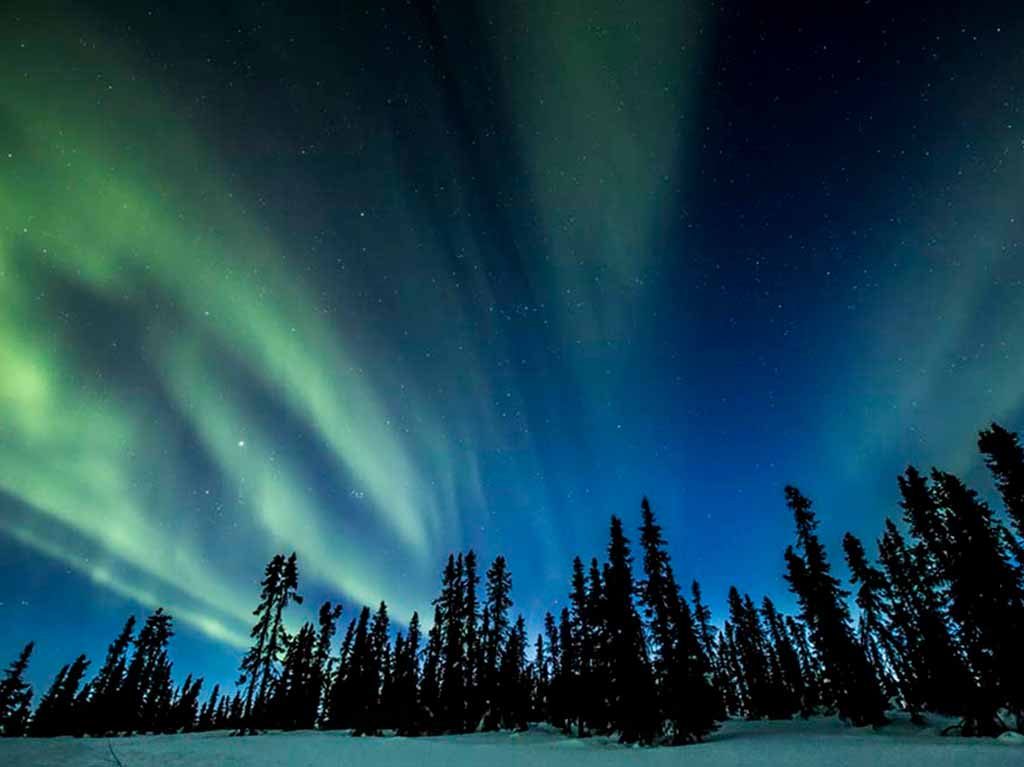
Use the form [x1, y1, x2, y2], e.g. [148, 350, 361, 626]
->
[0, 22, 443, 640]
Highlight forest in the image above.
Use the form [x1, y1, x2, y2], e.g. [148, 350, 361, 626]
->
[2, 422, 1023, 745]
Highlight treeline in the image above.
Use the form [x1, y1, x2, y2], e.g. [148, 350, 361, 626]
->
[3, 422, 1024, 742]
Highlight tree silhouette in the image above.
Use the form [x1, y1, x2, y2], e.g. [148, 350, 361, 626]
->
[784, 486, 886, 727]
[238, 552, 302, 732]
[0, 642, 34, 737]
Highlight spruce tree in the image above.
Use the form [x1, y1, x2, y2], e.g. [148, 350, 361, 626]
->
[927, 470, 1024, 734]
[419, 607, 443, 731]
[361, 600, 390, 734]
[0, 642, 34, 737]
[324, 617, 358, 728]
[345, 605, 373, 733]
[498, 615, 529, 730]
[727, 587, 773, 719]
[783, 486, 887, 726]
[198, 683, 220, 731]
[603, 515, 657, 743]
[979, 422, 1024, 541]
[638, 499, 718, 742]
[876, 517, 969, 718]
[311, 601, 342, 727]
[273, 622, 317, 729]
[482, 555, 512, 730]
[392, 611, 422, 735]
[31, 654, 90, 737]
[462, 551, 481, 729]
[435, 554, 466, 732]
[238, 552, 302, 732]
[86, 615, 135, 735]
[785, 615, 821, 716]
[119, 608, 174, 734]
[761, 597, 803, 719]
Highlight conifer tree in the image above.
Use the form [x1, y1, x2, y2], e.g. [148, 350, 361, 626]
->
[31, 654, 90, 737]
[785, 615, 821, 716]
[637, 499, 717, 742]
[783, 486, 887, 726]
[238, 552, 302, 732]
[198, 683, 220, 731]
[482, 555, 512, 730]
[532, 633, 548, 721]
[86, 615, 135, 735]
[584, 556, 608, 734]
[324, 617, 358, 728]
[273, 622, 317, 729]
[311, 602, 342, 723]
[876, 517, 969, 718]
[979, 422, 1024, 542]
[842, 533, 905, 703]
[542, 611, 565, 730]
[0, 642, 34, 737]
[564, 556, 589, 736]
[343, 606, 373, 733]
[140, 650, 174, 733]
[924, 470, 1024, 734]
[462, 551, 481, 729]
[760, 597, 804, 718]
[419, 607, 443, 731]
[435, 554, 466, 732]
[497, 615, 529, 730]
[120, 608, 174, 734]
[727, 587, 773, 719]
[603, 515, 657, 743]
[690, 580, 728, 719]
[392, 611, 422, 735]
[358, 600, 390, 735]
[169, 674, 203, 733]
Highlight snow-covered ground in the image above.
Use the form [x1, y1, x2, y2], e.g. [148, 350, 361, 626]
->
[2, 714, 1021, 767]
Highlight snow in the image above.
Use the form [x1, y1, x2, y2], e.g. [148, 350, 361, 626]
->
[1, 714, 1020, 767]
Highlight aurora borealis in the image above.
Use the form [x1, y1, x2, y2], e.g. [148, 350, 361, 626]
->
[2, 0, 1023, 694]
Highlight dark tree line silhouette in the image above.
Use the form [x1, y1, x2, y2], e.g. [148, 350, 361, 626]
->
[4, 422, 1024, 742]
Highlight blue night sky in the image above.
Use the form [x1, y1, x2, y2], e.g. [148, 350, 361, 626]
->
[1, 0, 1023, 696]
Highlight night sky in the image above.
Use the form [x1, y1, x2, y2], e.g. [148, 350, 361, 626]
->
[2, 0, 1023, 696]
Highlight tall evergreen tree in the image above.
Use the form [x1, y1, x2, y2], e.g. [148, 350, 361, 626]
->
[343, 605, 373, 733]
[727, 587, 774, 719]
[785, 615, 821, 716]
[603, 514, 657, 743]
[419, 607, 443, 730]
[979, 422, 1024, 542]
[392, 611, 422, 735]
[86, 615, 135, 735]
[273, 622, 317, 729]
[238, 552, 303, 731]
[198, 683, 220, 731]
[324, 617, 357, 728]
[876, 517, 970, 718]
[433, 554, 466, 732]
[925, 470, 1024, 734]
[482, 555, 512, 730]
[783, 486, 887, 726]
[311, 601, 342, 726]
[761, 597, 804, 719]
[0, 642, 34, 737]
[497, 615, 529, 731]
[357, 600, 390, 735]
[842, 533, 903, 704]
[120, 609, 174, 734]
[462, 551, 481, 729]
[637, 499, 717, 742]
[31, 654, 90, 737]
